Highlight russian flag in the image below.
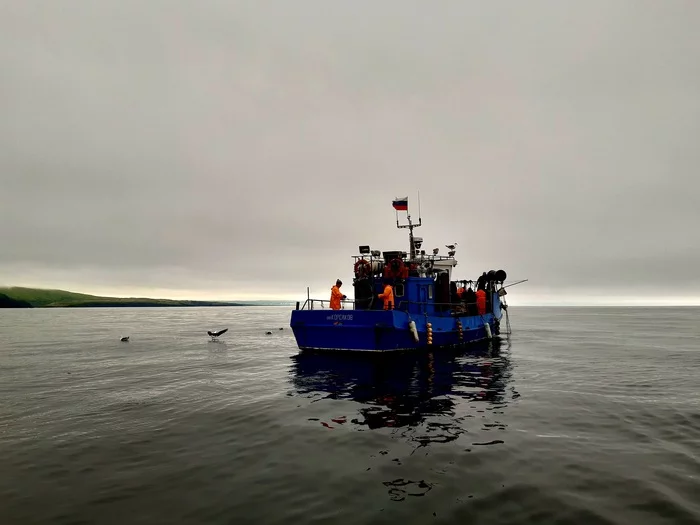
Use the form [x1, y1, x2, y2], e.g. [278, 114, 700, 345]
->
[392, 197, 408, 211]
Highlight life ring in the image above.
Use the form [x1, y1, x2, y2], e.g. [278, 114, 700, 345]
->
[384, 258, 404, 278]
[354, 259, 371, 277]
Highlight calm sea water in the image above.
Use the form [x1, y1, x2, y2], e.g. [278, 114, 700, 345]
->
[1, 306, 699, 524]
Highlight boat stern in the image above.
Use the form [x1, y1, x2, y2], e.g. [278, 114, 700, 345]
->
[290, 309, 418, 352]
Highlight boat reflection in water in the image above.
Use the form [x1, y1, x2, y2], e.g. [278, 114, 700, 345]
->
[289, 340, 515, 446]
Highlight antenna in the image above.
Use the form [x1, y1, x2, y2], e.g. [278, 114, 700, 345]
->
[418, 190, 422, 223]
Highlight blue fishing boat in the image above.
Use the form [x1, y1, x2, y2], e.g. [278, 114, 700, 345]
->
[290, 197, 522, 352]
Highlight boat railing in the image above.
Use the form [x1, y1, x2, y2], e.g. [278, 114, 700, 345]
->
[297, 298, 357, 310]
[395, 300, 496, 316]
[394, 300, 462, 315]
[351, 254, 457, 262]
[295, 298, 492, 315]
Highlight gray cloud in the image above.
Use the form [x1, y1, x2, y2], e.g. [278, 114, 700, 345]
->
[1, 1, 699, 303]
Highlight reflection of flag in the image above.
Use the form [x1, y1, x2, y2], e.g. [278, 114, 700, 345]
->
[392, 197, 408, 211]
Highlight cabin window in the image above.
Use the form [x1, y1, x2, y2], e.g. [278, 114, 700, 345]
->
[428, 285, 433, 299]
[394, 283, 405, 297]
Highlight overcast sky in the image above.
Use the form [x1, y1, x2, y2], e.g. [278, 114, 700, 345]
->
[1, 1, 699, 304]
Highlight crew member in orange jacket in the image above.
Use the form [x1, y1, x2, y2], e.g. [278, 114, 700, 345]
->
[378, 281, 394, 310]
[475, 288, 487, 315]
[330, 279, 347, 310]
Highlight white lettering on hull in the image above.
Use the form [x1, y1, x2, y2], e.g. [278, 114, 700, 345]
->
[326, 314, 354, 321]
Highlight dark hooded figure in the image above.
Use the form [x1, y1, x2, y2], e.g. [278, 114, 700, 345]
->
[477, 272, 487, 291]
[465, 287, 478, 315]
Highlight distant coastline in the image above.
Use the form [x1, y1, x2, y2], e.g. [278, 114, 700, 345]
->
[0, 287, 292, 308]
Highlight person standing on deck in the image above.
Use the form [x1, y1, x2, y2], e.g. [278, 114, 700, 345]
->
[475, 288, 487, 315]
[330, 279, 347, 310]
[378, 281, 394, 310]
[465, 286, 478, 315]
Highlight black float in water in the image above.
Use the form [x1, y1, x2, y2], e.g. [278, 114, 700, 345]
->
[120, 336, 129, 342]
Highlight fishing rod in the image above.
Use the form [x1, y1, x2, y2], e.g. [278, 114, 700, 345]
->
[502, 279, 529, 289]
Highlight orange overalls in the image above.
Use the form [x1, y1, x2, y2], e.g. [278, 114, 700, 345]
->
[378, 284, 394, 310]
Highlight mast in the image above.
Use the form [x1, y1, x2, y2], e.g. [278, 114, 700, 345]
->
[396, 193, 422, 260]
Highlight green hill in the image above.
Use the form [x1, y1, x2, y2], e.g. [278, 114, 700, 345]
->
[0, 292, 33, 308]
[0, 287, 249, 308]
[0, 287, 101, 307]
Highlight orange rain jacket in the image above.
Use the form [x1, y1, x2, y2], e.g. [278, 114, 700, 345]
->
[476, 289, 487, 315]
[378, 284, 394, 310]
[330, 285, 345, 310]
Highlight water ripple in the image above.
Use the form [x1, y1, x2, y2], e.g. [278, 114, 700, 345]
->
[1, 306, 699, 524]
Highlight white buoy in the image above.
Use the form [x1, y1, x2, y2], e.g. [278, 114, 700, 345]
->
[408, 320, 419, 342]
[484, 322, 492, 339]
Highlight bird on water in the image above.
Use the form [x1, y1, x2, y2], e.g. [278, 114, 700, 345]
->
[207, 328, 228, 341]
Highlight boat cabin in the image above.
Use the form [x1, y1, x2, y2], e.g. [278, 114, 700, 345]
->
[350, 241, 506, 317]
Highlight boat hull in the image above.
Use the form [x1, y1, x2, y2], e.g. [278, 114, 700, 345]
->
[290, 308, 500, 352]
